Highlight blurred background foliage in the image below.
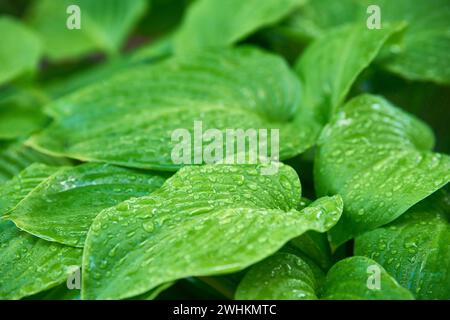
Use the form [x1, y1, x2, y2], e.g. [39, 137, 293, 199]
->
[0, 0, 447, 153]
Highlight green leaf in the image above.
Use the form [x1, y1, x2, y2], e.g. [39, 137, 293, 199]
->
[24, 283, 80, 300]
[29, 47, 320, 169]
[0, 142, 70, 184]
[295, 23, 402, 122]
[4, 163, 168, 247]
[82, 163, 343, 299]
[0, 89, 48, 140]
[322, 256, 414, 300]
[0, 220, 82, 300]
[174, 0, 305, 53]
[382, 0, 450, 84]
[0, 16, 41, 85]
[0, 163, 58, 216]
[289, 231, 333, 271]
[27, 0, 148, 60]
[235, 254, 413, 300]
[315, 94, 450, 247]
[355, 189, 450, 299]
[235, 252, 319, 300]
[290, 0, 450, 84]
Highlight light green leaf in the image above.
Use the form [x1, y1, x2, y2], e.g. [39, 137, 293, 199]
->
[295, 23, 402, 122]
[0, 16, 41, 85]
[0, 142, 70, 184]
[27, 0, 148, 60]
[82, 163, 343, 299]
[0, 163, 58, 216]
[315, 94, 450, 246]
[322, 256, 414, 300]
[290, 0, 450, 84]
[4, 163, 168, 247]
[29, 47, 320, 169]
[0, 221, 82, 300]
[0, 89, 48, 140]
[174, 0, 305, 53]
[355, 189, 450, 299]
[235, 252, 319, 300]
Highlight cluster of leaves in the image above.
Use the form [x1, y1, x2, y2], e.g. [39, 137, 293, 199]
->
[0, 0, 449, 300]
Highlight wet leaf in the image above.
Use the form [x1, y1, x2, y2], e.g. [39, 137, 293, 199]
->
[4, 163, 168, 247]
[0, 221, 82, 299]
[29, 47, 320, 169]
[322, 256, 414, 300]
[355, 189, 450, 299]
[82, 163, 343, 299]
[235, 252, 319, 300]
[315, 94, 450, 246]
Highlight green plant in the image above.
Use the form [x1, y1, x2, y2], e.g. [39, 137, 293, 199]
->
[0, 0, 448, 300]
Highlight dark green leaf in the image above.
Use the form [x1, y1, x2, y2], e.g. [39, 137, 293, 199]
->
[355, 189, 450, 299]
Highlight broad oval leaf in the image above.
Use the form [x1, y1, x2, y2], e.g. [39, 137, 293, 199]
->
[174, 0, 305, 53]
[4, 163, 168, 247]
[235, 252, 319, 300]
[0, 16, 41, 85]
[82, 163, 343, 299]
[322, 256, 414, 300]
[27, 0, 148, 60]
[355, 189, 450, 299]
[315, 94, 450, 246]
[29, 47, 321, 169]
[0, 221, 82, 299]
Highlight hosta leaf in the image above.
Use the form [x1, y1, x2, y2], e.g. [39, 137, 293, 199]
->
[4, 163, 168, 247]
[0, 142, 70, 184]
[290, 0, 450, 84]
[315, 94, 450, 246]
[355, 189, 450, 299]
[235, 252, 319, 300]
[27, 0, 148, 60]
[0, 163, 58, 216]
[174, 0, 305, 53]
[295, 23, 402, 122]
[322, 256, 414, 300]
[82, 163, 343, 299]
[0, 221, 82, 300]
[236, 254, 413, 300]
[0, 16, 41, 85]
[0, 89, 48, 139]
[29, 47, 321, 169]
